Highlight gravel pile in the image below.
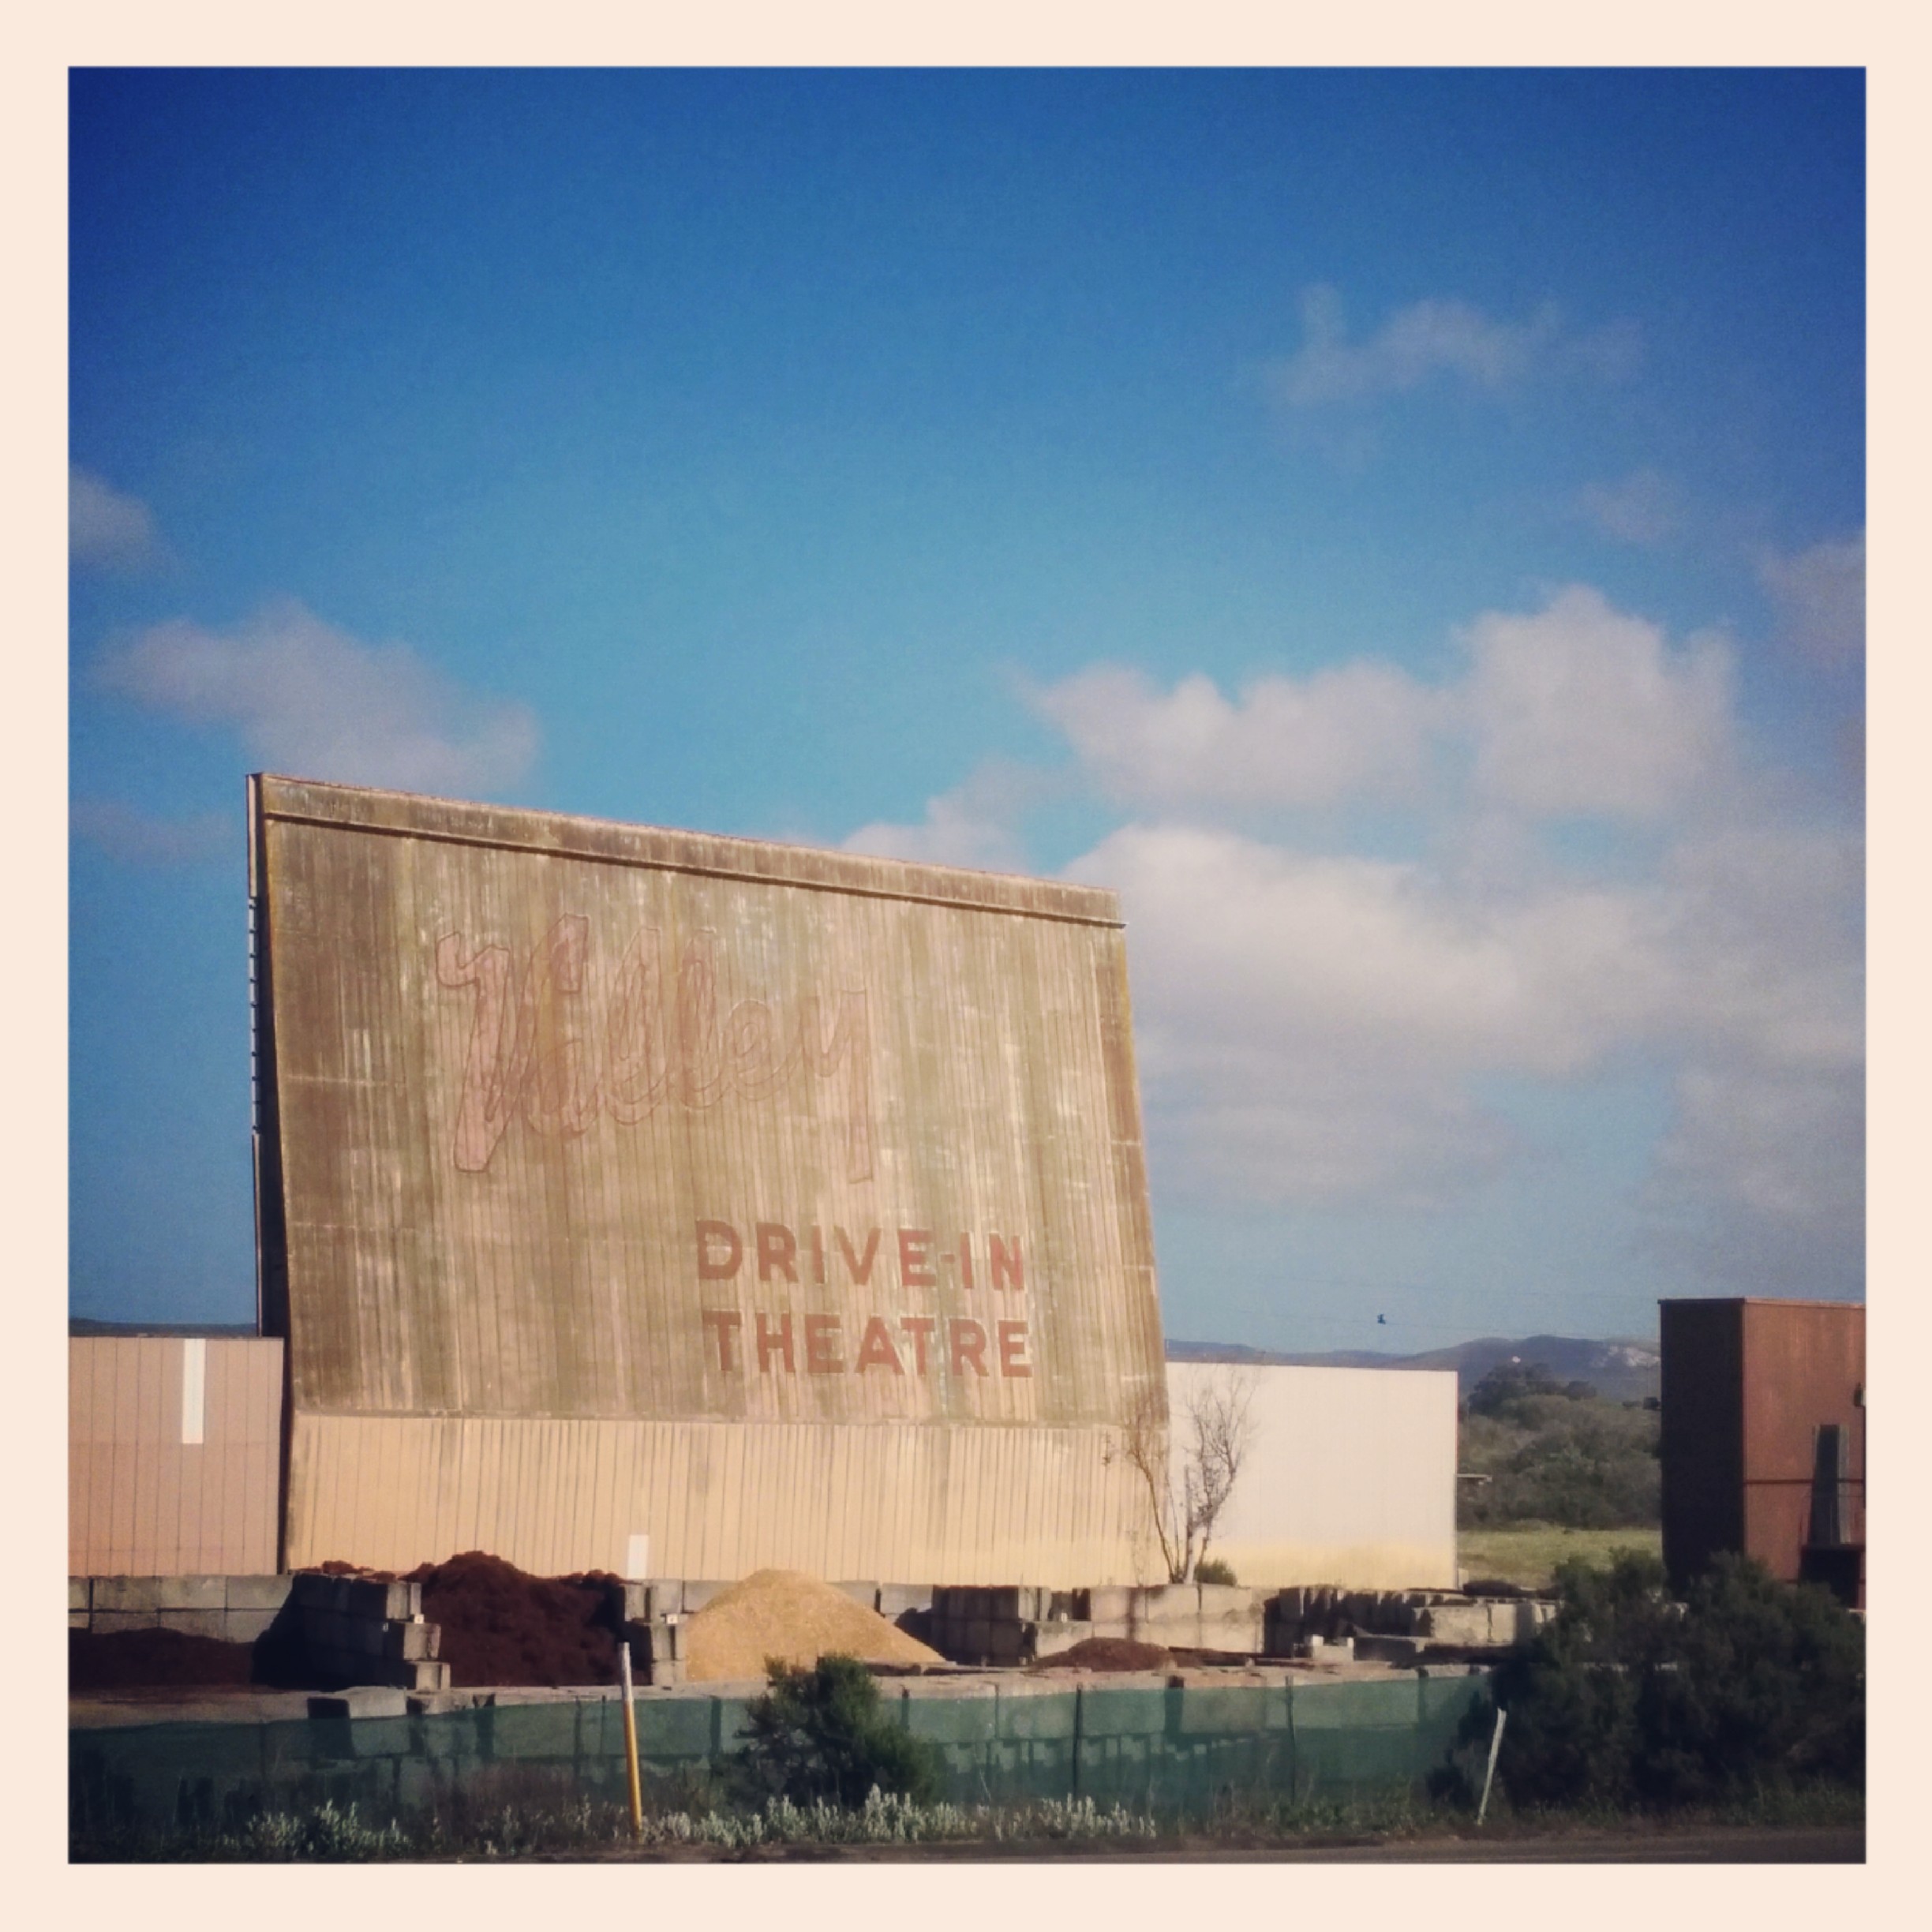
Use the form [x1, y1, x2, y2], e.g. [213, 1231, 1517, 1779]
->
[1031, 1636, 1174, 1672]
[683, 1568, 944, 1683]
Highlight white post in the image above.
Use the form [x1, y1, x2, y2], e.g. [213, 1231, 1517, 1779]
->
[1477, 1705, 1507, 1825]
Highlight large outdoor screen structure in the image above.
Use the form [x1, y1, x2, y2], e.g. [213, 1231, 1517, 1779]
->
[250, 776, 1168, 1582]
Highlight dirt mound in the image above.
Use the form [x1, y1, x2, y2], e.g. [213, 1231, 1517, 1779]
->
[1032, 1636, 1173, 1672]
[69, 1627, 256, 1691]
[399, 1552, 625, 1688]
[683, 1570, 944, 1683]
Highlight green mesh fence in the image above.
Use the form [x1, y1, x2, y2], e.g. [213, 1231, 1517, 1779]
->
[70, 1672, 1489, 1837]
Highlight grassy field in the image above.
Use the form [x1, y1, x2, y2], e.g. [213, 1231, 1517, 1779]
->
[1459, 1523, 1661, 1590]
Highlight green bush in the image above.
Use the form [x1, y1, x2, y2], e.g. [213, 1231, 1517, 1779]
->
[1481, 1550, 1863, 1810]
[731, 1653, 944, 1809]
[1194, 1558, 1237, 1585]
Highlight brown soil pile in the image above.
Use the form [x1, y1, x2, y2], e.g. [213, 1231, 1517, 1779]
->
[1032, 1636, 1173, 1672]
[69, 1627, 257, 1691]
[683, 1570, 944, 1683]
[401, 1552, 624, 1688]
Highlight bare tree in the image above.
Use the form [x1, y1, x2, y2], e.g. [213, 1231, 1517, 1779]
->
[1120, 1367, 1260, 1582]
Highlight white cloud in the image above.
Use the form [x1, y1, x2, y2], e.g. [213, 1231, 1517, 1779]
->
[1268, 285, 1637, 408]
[70, 799, 230, 867]
[70, 466, 163, 569]
[1068, 811, 1859, 1241]
[863, 582, 1859, 1285]
[1577, 468, 1682, 545]
[1759, 532, 1864, 667]
[1465, 587, 1734, 820]
[1027, 661, 1443, 810]
[841, 758, 1045, 871]
[93, 598, 539, 796]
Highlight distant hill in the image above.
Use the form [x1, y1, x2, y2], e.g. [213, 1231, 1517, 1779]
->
[1166, 1332, 1662, 1404]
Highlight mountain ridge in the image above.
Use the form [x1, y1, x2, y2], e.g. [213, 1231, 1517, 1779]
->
[1166, 1332, 1663, 1402]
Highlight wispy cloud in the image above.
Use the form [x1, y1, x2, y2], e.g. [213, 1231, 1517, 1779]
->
[1759, 532, 1864, 668]
[1026, 661, 1445, 811]
[1577, 467, 1683, 546]
[1268, 285, 1638, 409]
[842, 758, 1049, 871]
[70, 466, 163, 570]
[93, 598, 540, 796]
[70, 799, 230, 867]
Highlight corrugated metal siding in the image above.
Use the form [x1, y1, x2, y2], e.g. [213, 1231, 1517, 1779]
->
[69, 1338, 283, 1575]
[1742, 1300, 1865, 1586]
[284, 1415, 1151, 1583]
[1164, 1364, 1458, 1589]
[256, 777, 1168, 1580]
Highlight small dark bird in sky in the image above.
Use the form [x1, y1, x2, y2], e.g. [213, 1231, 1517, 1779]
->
[1377, 1313, 1387, 1325]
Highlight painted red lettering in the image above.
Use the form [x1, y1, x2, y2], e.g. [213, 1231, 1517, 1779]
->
[804, 1313, 842, 1373]
[756, 1312, 795, 1372]
[701, 1309, 743, 1371]
[899, 1316, 936, 1376]
[696, 1220, 742, 1279]
[990, 1234, 1024, 1293]
[998, 1320, 1032, 1377]
[949, 1319, 988, 1377]
[957, 1234, 975, 1290]
[756, 1221, 798, 1284]
[835, 1226, 880, 1285]
[898, 1228, 934, 1287]
[810, 1225, 826, 1286]
[856, 1317, 904, 1374]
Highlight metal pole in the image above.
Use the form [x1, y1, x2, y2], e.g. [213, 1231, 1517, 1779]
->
[618, 1638, 644, 1837]
[1476, 1705, 1507, 1825]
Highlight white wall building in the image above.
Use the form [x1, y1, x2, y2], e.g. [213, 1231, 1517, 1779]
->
[1164, 1361, 1458, 1589]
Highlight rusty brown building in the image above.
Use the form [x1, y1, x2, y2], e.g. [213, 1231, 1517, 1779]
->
[249, 775, 1168, 1582]
[1659, 1297, 1865, 1604]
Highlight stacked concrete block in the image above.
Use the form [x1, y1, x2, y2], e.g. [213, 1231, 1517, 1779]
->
[288, 1573, 449, 1693]
[71, 1574, 296, 1643]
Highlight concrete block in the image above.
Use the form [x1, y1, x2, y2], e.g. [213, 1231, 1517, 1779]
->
[645, 1655, 686, 1689]
[384, 1619, 440, 1661]
[405, 1660, 451, 1694]
[878, 1584, 931, 1617]
[226, 1574, 294, 1611]
[69, 1578, 90, 1613]
[987, 1622, 1025, 1664]
[681, 1581, 729, 1613]
[90, 1610, 161, 1634]
[290, 1571, 349, 1611]
[309, 1688, 408, 1720]
[158, 1609, 232, 1640]
[1031, 1621, 1094, 1660]
[69, 1610, 88, 1629]
[91, 1577, 166, 1614]
[343, 1578, 420, 1621]
[223, 1608, 281, 1643]
[152, 1575, 227, 1612]
[1133, 1584, 1200, 1627]
[1086, 1586, 1133, 1624]
[833, 1581, 879, 1609]
[1415, 1603, 1492, 1646]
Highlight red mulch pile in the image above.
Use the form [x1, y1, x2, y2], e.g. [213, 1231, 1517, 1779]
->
[399, 1551, 625, 1688]
[70, 1627, 257, 1691]
[1032, 1636, 1174, 1672]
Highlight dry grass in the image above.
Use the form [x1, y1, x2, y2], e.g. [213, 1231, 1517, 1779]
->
[1458, 1523, 1662, 1590]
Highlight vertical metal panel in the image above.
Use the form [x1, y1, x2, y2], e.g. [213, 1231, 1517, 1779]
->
[1660, 1298, 1746, 1589]
[68, 1339, 285, 1576]
[256, 777, 1168, 1581]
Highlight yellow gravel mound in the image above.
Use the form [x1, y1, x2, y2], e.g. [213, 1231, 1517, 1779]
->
[683, 1568, 944, 1683]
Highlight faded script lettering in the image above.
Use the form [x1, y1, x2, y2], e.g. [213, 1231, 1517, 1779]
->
[434, 918, 873, 1180]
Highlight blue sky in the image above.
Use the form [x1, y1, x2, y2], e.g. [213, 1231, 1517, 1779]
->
[69, 67, 1864, 1351]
